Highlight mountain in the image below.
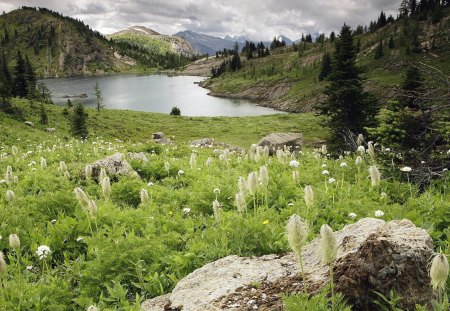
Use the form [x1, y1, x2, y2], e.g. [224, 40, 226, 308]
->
[195, 7, 450, 113]
[0, 7, 136, 77]
[277, 35, 293, 45]
[174, 30, 236, 55]
[108, 26, 198, 57]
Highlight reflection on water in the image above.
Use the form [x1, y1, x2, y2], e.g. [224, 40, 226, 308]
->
[41, 74, 284, 117]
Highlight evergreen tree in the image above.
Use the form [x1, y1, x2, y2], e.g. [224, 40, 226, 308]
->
[25, 55, 36, 99]
[13, 51, 27, 98]
[37, 82, 52, 103]
[374, 38, 384, 59]
[318, 52, 332, 81]
[317, 24, 378, 149]
[39, 103, 48, 124]
[0, 52, 12, 101]
[330, 31, 336, 42]
[388, 35, 395, 48]
[94, 81, 104, 112]
[72, 103, 88, 139]
[401, 66, 423, 108]
[230, 42, 241, 71]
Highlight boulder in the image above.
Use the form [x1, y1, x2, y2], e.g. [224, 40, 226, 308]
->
[152, 132, 165, 139]
[257, 133, 303, 155]
[142, 218, 433, 311]
[91, 152, 133, 178]
[190, 137, 215, 148]
[24, 121, 34, 127]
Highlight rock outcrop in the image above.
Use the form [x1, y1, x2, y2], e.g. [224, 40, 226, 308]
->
[91, 152, 133, 178]
[142, 218, 434, 311]
[257, 133, 303, 155]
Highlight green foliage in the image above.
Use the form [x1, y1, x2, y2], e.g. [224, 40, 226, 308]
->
[283, 286, 352, 311]
[39, 103, 48, 124]
[373, 289, 404, 311]
[170, 106, 181, 116]
[71, 102, 88, 139]
[94, 81, 104, 112]
[111, 178, 145, 207]
[318, 52, 332, 81]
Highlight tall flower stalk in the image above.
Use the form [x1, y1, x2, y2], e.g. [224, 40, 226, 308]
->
[318, 224, 338, 310]
[287, 215, 309, 292]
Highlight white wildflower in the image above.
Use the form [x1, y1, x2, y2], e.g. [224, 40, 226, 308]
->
[36, 245, 51, 260]
[375, 210, 384, 217]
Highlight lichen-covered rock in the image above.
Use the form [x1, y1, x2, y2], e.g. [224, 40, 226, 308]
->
[142, 218, 434, 311]
[257, 133, 303, 155]
[128, 152, 148, 162]
[91, 152, 133, 178]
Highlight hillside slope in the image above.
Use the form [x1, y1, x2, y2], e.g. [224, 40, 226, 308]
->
[0, 7, 136, 77]
[108, 26, 198, 57]
[174, 30, 237, 55]
[194, 9, 450, 112]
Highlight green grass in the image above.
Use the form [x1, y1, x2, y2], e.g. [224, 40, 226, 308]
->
[0, 100, 449, 310]
[0, 99, 327, 148]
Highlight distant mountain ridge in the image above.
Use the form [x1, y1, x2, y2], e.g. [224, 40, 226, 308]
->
[108, 26, 198, 57]
[174, 30, 289, 55]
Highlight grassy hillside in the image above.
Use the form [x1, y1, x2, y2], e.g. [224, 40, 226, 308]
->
[199, 8, 450, 112]
[0, 99, 327, 148]
[0, 100, 448, 310]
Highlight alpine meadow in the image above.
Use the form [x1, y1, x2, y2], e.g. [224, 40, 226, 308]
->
[0, 1, 449, 311]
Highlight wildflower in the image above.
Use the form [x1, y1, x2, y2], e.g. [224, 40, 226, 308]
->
[328, 178, 336, 184]
[213, 188, 221, 194]
[5, 189, 15, 202]
[11, 145, 18, 156]
[286, 214, 309, 257]
[348, 213, 357, 219]
[380, 192, 388, 199]
[429, 253, 449, 291]
[322, 170, 329, 175]
[340, 162, 347, 168]
[247, 171, 258, 195]
[0, 252, 7, 276]
[26, 265, 33, 271]
[64, 171, 70, 179]
[288, 202, 294, 206]
[374, 210, 384, 217]
[369, 165, 381, 187]
[304, 186, 314, 208]
[259, 166, 269, 188]
[289, 160, 299, 168]
[385, 148, 391, 152]
[400, 166, 412, 172]
[355, 156, 363, 166]
[189, 153, 197, 169]
[178, 170, 184, 175]
[321, 145, 327, 155]
[235, 191, 246, 213]
[40, 157, 47, 169]
[59, 161, 68, 173]
[51, 219, 56, 224]
[88, 200, 99, 218]
[99, 168, 107, 181]
[205, 157, 213, 167]
[5, 166, 13, 184]
[367, 142, 375, 158]
[36, 245, 51, 260]
[9, 234, 20, 251]
[357, 145, 365, 155]
[164, 161, 170, 172]
[357, 134, 364, 146]
[74, 188, 90, 209]
[76, 237, 83, 242]
[213, 199, 221, 221]
[101, 177, 111, 199]
[85, 165, 93, 180]
[140, 189, 149, 204]
[263, 219, 269, 225]
[183, 207, 191, 214]
[318, 224, 338, 264]
[292, 170, 299, 183]
[87, 305, 99, 311]
[238, 176, 246, 194]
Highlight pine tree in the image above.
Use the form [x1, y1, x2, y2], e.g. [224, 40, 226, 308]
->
[401, 66, 423, 108]
[39, 103, 48, 124]
[330, 31, 336, 42]
[318, 52, 332, 81]
[374, 38, 384, 59]
[230, 42, 241, 71]
[72, 103, 88, 139]
[0, 52, 12, 101]
[317, 24, 378, 149]
[24, 55, 36, 99]
[388, 35, 395, 48]
[13, 51, 27, 98]
[94, 81, 104, 112]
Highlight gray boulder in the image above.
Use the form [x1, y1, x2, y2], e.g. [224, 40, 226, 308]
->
[152, 132, 165, 139]
[258, 133, 303, 155]
[91, 152, 133, 178]
[142, 218, 433, 311]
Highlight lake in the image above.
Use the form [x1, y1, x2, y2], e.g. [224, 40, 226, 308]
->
[41, 75, 283, 117]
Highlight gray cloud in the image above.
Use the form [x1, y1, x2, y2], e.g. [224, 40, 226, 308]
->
[0, 0, 400, 40]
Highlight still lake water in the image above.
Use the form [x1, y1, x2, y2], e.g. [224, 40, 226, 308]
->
[41, 75, 283, 117]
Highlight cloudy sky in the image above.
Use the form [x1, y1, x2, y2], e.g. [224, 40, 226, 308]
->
[0, 0, 399, 40]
